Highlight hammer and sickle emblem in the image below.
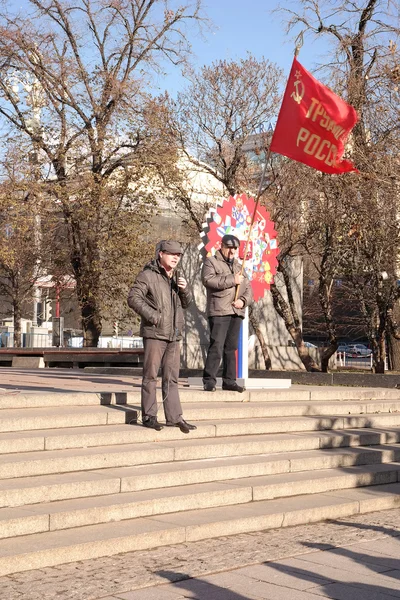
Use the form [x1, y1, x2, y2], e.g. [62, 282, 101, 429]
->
[291, 79, 305, 105]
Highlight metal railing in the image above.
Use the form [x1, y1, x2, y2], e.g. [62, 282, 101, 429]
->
[66, 336, 143, 349]
[0, 332, 143, 349]
[0, 332, 53, 348]
[336, 351, 388, 371]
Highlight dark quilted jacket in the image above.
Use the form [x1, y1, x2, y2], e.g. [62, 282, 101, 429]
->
[128, 259, 192, 341]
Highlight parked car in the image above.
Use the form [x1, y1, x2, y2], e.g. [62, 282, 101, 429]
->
[337, 344, 349, 354]
[304, 341, 317, 348]
[346, 343, 372, 357]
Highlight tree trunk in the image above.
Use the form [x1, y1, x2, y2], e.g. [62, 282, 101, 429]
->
[73, 261, 102, 347]
[321, 345, 337, 373]
[318, 272, 338, 373]
[81, 299, 102, 347]
[270, 282, 321, 372]
[294, 336, 321, 372]
[371, 335, 386, 374]
[69, 229, 103, 347]
[388, 301, 400, 371]
[374, 360, 385, 374]
[249, 306, 271, 370]
[13, 299, 22, 348]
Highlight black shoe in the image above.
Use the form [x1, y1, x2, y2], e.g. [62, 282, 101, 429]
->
[166, 419, 197, 433]
[142, 417, 163, 431]
[222, 382, 245, 393]
[203, 383, 216, 392]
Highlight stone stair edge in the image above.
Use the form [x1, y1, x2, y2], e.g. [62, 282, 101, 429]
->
[4, 399, 400, 419]
[2, 418, 400, 455]
[1, 386, 400, 409]
[1, 400, 400, 428]
[1, 482, 400, 576]
[0, 392, 114, 409]
[1, 462, 400, 539]
[1, 438, 399, 486]
[2, 403, 400, 437]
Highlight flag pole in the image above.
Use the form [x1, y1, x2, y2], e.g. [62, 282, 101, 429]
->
[234, 143, 271, 384]
[234, 145, 272, 300]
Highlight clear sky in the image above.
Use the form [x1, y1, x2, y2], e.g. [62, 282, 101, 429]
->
[154, 0, 330, 96]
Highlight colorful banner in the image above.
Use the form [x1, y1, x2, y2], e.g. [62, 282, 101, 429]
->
[270, 56, 359, 174]
[199, 193, 279, 302]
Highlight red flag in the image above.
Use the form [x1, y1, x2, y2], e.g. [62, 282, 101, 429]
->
[270, 56, 359, 174]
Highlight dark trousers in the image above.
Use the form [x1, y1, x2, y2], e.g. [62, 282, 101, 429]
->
[141, 338, 183, 423]
[203, 315, 242, 387]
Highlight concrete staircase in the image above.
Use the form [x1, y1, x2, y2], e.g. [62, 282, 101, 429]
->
[1, 386, 400, 576]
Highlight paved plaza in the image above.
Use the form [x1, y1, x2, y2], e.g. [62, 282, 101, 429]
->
[0, 368, 399, 599]
[0, 506, 398, 600]
[0, 367, 142, 395]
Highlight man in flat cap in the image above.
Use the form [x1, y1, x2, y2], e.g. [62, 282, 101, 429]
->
[128, 240, 196, 433]
[202, 234, 253, 392]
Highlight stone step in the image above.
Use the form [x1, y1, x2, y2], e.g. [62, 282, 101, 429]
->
[1, 462, 399, 539]
[179, 387, 400, 402]
[116, 444, 400, 490]
[0, 470, 122, 508]
[0, 392, 112, 410]
[3, 406, 400, 456]
[1, 387, 399, 412]
[2, 400, 400, 436]
[2, 416, 400, 478]
[0, 432, 399, 485]
[3, 418, 400, 456]
[0, 422, 216, 454]
[133, 387, 400, 404]
[166, 428, 400, 461]
[0, 442, 175, 479]
[0, 405, 137, 433]
[179, 399, 400, 420]
[2, 429, 399, 508]
[207, 412, 400, 436]
[0, 482, 399, 576]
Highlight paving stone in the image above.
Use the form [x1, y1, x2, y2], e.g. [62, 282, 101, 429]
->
[115, 587, 186, 599]
[365, 537, 400, 559]
[237, 563, 329, 591]
[291, 545, 395, 575]
[274, 557, 400, 596]
[173, 573, 324, 599]
[315, 582, 399, 600]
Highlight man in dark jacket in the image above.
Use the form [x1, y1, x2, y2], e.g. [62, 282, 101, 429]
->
[128, 240, 196, 433]
[202, 234, 253, 393]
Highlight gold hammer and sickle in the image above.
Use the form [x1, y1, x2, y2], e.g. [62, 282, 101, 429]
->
[291, 79, 305, 104]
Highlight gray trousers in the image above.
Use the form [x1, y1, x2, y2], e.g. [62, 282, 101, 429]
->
[141, 338, 183, 423]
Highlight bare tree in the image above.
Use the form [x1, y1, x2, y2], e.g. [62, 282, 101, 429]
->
[169, 55, 283, 368]
[276, 0, 400, 372]
[266, 159, 321, 371]
[298, 174, 358, 371]
[173, 54, 282, 196]
[0, 0, 205, 345]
